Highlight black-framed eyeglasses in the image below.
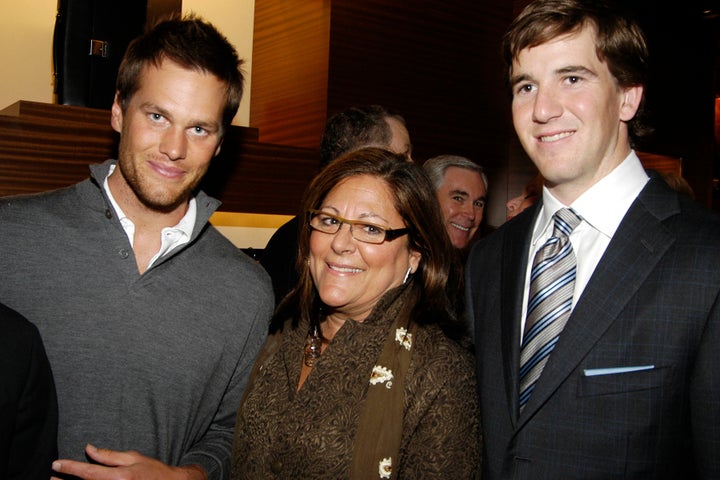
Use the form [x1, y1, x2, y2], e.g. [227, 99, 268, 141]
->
[307, 209, 410, 244]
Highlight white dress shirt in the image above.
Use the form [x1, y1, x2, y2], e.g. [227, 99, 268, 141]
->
[103, 164, 196, 270]
[520, 151, 650, 340]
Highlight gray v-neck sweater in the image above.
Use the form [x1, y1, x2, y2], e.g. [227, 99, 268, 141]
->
[0, 160, 273, 479]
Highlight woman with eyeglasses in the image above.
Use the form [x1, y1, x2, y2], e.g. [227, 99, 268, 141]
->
[230, 147, 480, 479]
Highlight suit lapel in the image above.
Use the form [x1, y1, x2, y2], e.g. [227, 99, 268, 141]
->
[518, 176, 679, 424]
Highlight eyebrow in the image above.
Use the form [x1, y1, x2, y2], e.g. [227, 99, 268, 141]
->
[510, 65, 597, 87]
[193, 119, 221, 133]
[556, 65, 597, 78]
[510, 73, 531, 87]
[141, 102, 169, 116]
[318, 207, 389, 225]
[451, 189, 485, 200]
[140, 102, 220, 132]
[450, 189, 470, 198]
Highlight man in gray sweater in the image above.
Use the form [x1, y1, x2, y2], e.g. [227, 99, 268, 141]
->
[0, 16, 272, 480]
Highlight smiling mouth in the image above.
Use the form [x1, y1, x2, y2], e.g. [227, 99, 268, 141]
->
[329, 264, 363, 274]
[539, 131, 574, 142]
[150, 161, 185, 179]
[450, 222, 470, 232]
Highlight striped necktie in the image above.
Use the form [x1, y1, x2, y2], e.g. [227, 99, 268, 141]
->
[519, 208, 582, 411]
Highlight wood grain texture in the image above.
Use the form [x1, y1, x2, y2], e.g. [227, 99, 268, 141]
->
[250, 0, 331, 148]
[327, 0, 512, 164]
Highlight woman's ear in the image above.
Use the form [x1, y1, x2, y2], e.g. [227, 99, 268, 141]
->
[408, 250, 421, 274]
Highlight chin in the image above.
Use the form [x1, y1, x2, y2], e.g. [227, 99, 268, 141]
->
[140, 194, 187, 213]
[317, 289, 349, 307]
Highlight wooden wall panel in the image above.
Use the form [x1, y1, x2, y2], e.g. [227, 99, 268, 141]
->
[250, 0, 331, 149]
[327, 0, 513, 165]
[250, 0, 514, 163]
[0, 102, 118, 195]
[200, 139, 320, 215]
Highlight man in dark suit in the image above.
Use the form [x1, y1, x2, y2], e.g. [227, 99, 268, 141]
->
[0, 302, 57, 478]
[465, 0, 720, 478]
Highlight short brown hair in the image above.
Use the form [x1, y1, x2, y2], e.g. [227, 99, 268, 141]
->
[502, 0, 651, 142]
[116, 15, 244, 135]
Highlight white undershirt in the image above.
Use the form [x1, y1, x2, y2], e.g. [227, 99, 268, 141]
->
[103, 164, 196, 269]
[520, 151, 650, 340]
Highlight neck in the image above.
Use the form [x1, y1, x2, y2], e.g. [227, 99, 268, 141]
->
[107, 169, 189, 231]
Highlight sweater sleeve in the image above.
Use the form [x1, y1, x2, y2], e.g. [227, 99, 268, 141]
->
[178, 276, 274, 479]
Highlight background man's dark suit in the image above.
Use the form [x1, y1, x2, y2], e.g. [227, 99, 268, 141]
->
[0, 302, 58, 478]
[466, 173, 720, 479]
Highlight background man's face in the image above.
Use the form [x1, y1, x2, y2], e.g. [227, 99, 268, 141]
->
[436, 166, 486, 249]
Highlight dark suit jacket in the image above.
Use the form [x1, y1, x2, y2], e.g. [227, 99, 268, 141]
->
[0, 302, 58, 479]
[260, 215, 300, 306]
[466, 173, 720, 479]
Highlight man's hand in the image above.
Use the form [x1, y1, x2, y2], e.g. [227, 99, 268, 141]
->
[51, 444, 208, 480]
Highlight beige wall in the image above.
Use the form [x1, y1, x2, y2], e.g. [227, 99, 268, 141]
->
[0, 0, 254, 126]
[183, 0, 255, 126]
[0, 0, 57, 110]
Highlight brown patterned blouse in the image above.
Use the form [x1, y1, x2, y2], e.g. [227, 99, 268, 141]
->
[230, 284, 481, 479]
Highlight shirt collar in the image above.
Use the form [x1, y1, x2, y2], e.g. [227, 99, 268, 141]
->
[532, 151, 649, 245]
[571, 150, 649, 238]
[104, 164, 129, 224]
[102, 163, 197, 246]
[172, 200, 197, 239]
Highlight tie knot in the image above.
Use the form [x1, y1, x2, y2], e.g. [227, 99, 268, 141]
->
[553, 208, 582, 237]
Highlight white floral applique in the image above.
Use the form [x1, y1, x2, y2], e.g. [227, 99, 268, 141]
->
[395, 327, 412, 350]
[370, 365, 394, 389]
[379, 457, 392, 479]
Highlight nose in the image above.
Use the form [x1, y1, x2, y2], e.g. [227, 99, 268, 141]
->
[532, 86, 562, 123]
[159, 127, 188, 161]
[460, 201, 476, 220]
[330, 223, 356, 253]
[473, 205, 484, 223]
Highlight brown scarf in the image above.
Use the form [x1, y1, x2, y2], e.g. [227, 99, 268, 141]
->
[350, 289, 417, 479]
